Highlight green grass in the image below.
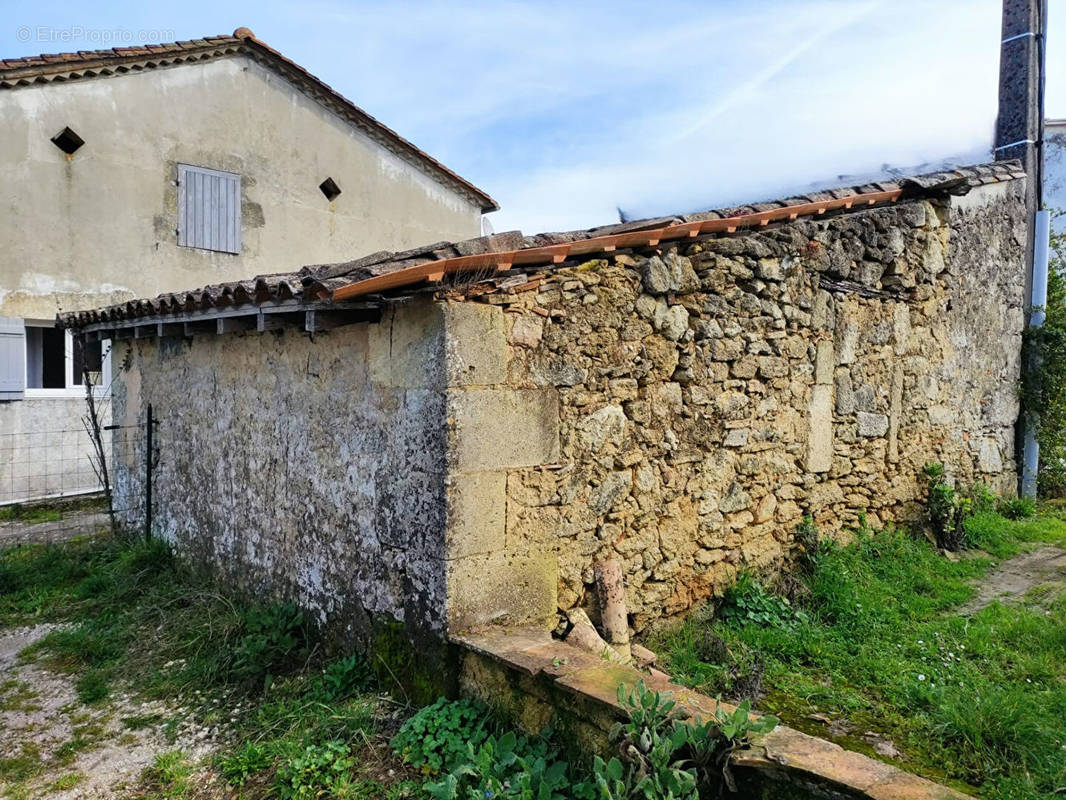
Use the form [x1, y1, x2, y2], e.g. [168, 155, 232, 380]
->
[0, 495, 107, 524]
[0, 534, 417, 799]
[654, 511, 1066, 800]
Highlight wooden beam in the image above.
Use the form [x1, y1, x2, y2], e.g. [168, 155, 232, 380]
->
[257, 311, 303, 332]
[133, 325, 155, 339]
[157, 322, 185, 338]
[305, 308, 381, 332]
[217, 315, 257, 334]
[184, 320, 215, 336]
[113, 328, 134, 340]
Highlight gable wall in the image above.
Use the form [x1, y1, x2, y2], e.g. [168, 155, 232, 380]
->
[0, 57, 483, 320]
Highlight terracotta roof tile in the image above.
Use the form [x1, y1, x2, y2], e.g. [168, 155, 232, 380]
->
[59, 160, 1024, 332]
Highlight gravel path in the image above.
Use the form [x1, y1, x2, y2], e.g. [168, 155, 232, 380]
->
[0, 625, 221, 799]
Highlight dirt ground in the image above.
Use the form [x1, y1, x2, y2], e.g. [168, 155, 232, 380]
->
[960, 544, 1066, 614]
[0, 625, 221, 799]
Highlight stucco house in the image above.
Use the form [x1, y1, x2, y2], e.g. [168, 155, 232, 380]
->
[0, 28, 495, 502]
[61, 161, 1026, 678]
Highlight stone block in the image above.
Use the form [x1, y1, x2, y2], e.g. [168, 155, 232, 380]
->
[449, 388, 560, 471]
[807, 384, 833, 472]
[577, 405, 627, 451]
[815, 339, 834, 385]
[376, 299, 446, 389]
[510, 313, 544, 348]
[445, 471, 506, 559]
[447, 548, 558, 630]
[978, 439, 1003, 473]
[444, 301, 507, 386]
[857, 412, 889, 438]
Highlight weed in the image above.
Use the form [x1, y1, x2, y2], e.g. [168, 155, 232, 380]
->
[139, 750, 194, 798]
[275, 740, 357, 800]
[999, 496, 1037, 520]
[50, 772, 84, 791]
[923, 462, 968, 550]
[218, 741, 274, 786]
[0, 742, 43, 783]
[721, 572, 807, 629]
[656, 512, 1066, 800]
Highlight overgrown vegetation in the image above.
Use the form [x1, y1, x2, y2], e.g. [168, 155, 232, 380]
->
[0, 534, 414, 798]
[656, 510, 1066, 800]
[1, 534, 783, 800]
[1023, 216, 1066, 496]
[389, 682, 778, 800]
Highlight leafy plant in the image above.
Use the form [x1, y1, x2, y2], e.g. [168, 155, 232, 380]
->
[313, 653, 373, 701]
[687, 700, 778, 793]
[720, 573, 807, 629]
[608, 681, 697, 800]
[391, 698, 492, 776]
[923, 463, 969, 551]
[394, 699, 589, 800]
[794, 514, 825, 574]
[230, 602, 310, 690]
[998, 496, 1036, 520]
[275, 740, 356, 800]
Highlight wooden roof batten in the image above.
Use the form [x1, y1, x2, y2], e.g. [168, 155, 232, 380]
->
[330, 188, 904, 301]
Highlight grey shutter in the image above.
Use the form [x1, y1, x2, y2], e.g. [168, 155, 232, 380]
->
[0, 317, 25, 400]
[177, 164, 242, 254]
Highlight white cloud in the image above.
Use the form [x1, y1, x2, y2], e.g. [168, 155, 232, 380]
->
[2, 0, 1057, 234]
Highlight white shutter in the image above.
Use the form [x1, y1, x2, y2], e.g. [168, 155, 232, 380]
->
[0, 317, 25, 400]
[177, 164, 242, 254]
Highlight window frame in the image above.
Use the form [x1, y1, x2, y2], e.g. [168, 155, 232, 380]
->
[22, 320, 111, 399]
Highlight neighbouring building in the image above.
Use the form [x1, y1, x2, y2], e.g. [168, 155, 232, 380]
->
[61, 161, 1026, 676]
[0, 28, 495, 503]
[1046, 118, 1066, 230]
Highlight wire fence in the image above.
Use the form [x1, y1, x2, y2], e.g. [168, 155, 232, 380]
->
[0, 414, 155, 547]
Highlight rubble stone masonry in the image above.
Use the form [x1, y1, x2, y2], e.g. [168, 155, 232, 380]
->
[462, 182, 1025, 633]
[110, 178, 1026, 650]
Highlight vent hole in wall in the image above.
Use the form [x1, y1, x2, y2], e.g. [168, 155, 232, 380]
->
[319, 177, 341, 201]
[51, 126, 85, 155]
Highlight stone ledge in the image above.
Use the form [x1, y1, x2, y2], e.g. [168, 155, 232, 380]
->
[453, 627, 971, 800]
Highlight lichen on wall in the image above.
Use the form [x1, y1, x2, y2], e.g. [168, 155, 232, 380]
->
[110, 298, 452, 644]
[489, 184, 1025, 632]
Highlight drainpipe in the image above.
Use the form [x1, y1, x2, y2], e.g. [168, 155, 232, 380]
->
[1022, 209, 1051, 498]
[994, 0, 1047, 496]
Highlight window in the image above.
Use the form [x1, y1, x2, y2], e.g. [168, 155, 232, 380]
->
[0, 318, 109, 401]
[177, 163, 242, 254]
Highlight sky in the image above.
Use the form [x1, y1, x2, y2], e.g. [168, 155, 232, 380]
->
[3, 1, 1064, 233]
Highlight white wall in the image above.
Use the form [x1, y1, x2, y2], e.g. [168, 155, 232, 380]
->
[0, 56, 485, 321]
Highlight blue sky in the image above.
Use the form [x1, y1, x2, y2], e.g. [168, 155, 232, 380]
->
[3, 1, 1064, 232]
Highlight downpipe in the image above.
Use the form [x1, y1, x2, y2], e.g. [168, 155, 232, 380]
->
[1022, 210, 1051, 499]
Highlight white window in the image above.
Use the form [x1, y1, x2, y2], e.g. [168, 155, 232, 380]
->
[177, 163, 242, 254]
[0, 318, 110, 400]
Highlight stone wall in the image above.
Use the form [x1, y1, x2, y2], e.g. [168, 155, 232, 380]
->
[484, 182, 1025, 632]
[111, 300, 455, 640]
[106, 178, 1026, 651]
